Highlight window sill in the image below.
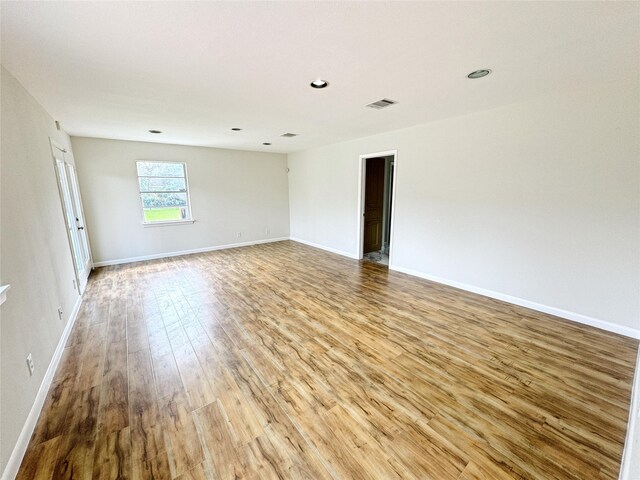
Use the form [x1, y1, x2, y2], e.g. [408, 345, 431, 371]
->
[142, 219, 195, 228]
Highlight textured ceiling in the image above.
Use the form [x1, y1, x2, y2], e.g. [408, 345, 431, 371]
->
[2, 1, 638, 153]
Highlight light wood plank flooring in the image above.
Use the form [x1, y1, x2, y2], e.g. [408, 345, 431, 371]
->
[17, 240, 638, 480]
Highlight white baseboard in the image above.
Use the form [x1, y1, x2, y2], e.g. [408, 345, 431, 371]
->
[389, 264, 640, 340]
[620, 351, 640, 480]
[289, 237, 359, 259]
[1, 294, 83, 480]
[93, 237, 290, 267]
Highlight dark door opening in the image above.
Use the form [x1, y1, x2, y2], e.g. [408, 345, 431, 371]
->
[363, 155, 394, 265]
[363, 157, 385, 254]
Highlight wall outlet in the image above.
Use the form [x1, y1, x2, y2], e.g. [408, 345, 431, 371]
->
[237, 232, 242, 238]
[26, 354, 34, 376]
[58, 306, 64, 321]
[265, 228, 270, 236]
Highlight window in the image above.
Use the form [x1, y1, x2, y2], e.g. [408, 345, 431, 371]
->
[136, 161, 193, 224]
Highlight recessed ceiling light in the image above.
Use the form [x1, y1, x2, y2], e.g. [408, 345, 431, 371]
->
[148, 129, 162, 134]
[310, 79, 329, 89]
[467, 69, 492, 79]
[231, 128, 242, 131]
[263, 142, 272, 146]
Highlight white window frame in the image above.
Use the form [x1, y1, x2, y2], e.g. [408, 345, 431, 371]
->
[136, 160, 195, 227]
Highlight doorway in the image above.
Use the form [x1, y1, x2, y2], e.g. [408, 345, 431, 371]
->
[358, 150, 396, 266]
[51, 140, 92, 293]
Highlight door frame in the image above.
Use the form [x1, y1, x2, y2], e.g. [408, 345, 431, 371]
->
[357, 149, 398, 265]
[50, 138, 93, 293]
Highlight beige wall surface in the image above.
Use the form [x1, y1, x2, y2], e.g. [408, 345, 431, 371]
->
[71, 137, 290, 264]
[288, 77, 640, 333]
[0, 67, 79, 472]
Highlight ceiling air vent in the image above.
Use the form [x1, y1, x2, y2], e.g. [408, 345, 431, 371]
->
[366, 98, 397, 110]
[281, 133, 298, 138]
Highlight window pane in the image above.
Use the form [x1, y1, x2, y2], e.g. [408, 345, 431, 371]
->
[139, 177, 186, 192]
[137, 161, 192, 223]
[137, 162, 185, 177]
[141, 192, 188, 209]
[143, 206, 190, 222]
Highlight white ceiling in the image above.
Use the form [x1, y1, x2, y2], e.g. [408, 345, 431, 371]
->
[1, 1, 638, 154]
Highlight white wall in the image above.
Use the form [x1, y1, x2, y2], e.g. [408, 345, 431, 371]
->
[71, 137, 290, 265]
[288, 77, 640, 335]
[0, 67, 79, 473]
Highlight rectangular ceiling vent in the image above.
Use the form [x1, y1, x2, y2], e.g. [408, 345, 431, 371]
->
[281, 133, 298, 138]
[366, 98, 397, 110]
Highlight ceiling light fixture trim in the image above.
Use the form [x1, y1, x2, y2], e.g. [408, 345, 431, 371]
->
[310, 79, 329, 89]
[467, 69, 492, 79]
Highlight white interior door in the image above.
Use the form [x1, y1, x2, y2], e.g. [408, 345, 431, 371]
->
[67, 162, 92, 276]
[52, 144, 92, 293]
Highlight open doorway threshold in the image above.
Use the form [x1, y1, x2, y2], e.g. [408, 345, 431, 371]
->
[363, 250, 389, 266]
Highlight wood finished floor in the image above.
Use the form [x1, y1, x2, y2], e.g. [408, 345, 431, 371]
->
[17, 240, 638, 480]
